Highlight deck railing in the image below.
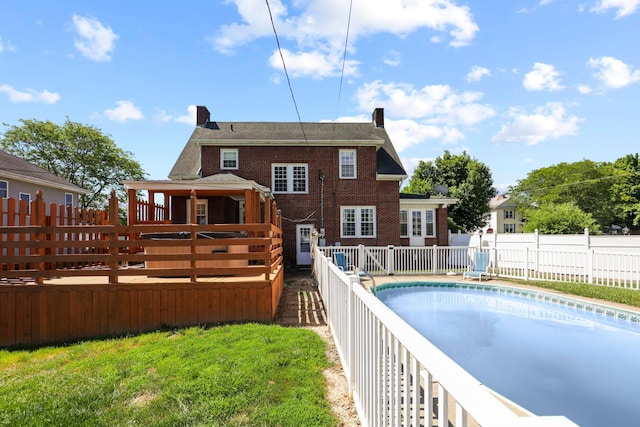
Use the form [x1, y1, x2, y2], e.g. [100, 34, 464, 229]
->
[320, 245, 640, 289]
[314, 248, 578, 426]
[1, 191, 283, 283]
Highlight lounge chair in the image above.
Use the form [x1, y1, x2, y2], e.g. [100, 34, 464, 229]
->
[333, 251, 355, 272]
[463, 251, 491, 281]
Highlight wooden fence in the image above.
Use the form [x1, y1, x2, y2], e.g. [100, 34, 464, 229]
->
[0, 191, 285, 347]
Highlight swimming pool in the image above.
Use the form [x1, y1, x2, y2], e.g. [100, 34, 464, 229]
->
[376, 283, 640, 427]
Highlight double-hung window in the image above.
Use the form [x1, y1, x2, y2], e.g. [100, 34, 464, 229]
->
[504, 210, 515, 219]
[272, 164, 308, 194]
[0, 180, 7, 198]
[400, 210, 408, 237]
[220, 149, 238, 170]
[504, 223, 516, 233]
[339, 149, 356, 179]
[425, 209, 435, 236]
[341, 206, 376, 238]
[65, 193, 73, 208]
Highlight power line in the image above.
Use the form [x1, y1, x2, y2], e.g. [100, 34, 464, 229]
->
[516, 170, 640, 194]
[336, 0, 354, 118]
[264, 0, 309, 144]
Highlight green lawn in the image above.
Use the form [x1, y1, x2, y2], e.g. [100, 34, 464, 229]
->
[0, 324, 339, 427]
[506, 279, 640, 308]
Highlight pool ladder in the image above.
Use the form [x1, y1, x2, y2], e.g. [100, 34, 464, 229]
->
[356, 268, 377, 296]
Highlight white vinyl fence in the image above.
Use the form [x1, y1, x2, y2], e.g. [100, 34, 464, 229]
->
[321, 245, 640, 289]
[313, 248, 578, 427]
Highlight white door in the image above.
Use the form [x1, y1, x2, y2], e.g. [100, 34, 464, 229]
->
[409, 210, 424, 246]
[296, 224, 313, 265]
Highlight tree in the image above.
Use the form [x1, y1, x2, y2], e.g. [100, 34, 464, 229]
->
[522, 203, 600, 234]
[509, 159, 618, 229]
[403, 151, 497, 232]
[1, 118, 146, 210]
[611, 153, 640, 229]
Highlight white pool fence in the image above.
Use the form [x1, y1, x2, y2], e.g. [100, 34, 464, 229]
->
[321, 244, 640, 289]
[313, 248, 578, 426]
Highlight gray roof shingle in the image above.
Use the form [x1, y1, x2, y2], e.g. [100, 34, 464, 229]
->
[0, 149, 88, 193]
[169, 121, 406, 180]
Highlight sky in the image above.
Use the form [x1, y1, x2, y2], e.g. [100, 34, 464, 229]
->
[1, 1, 639, 193]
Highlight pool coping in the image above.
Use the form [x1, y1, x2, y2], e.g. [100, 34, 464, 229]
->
[374, 279, 640, 325]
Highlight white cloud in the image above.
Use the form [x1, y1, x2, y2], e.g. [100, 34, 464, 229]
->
[210, 0, 478, 77]
[590, 0, 640, 18]
[492, 102, 582, 145]
[577, 84, 592, 94]
[466, 66, 491, 82]
[523, 62, 565, 91]
[0, 84, 60, 103]
[155, 105, 196, 125]
[103, 101, 143, 122]
[354, 80, 495, 127]
[588, 56, 640, 88]
[72, 15, 118, 62]
[0, 37, 16, 53]
[383, 50, 401, 67]
[268, 48, 359, 78]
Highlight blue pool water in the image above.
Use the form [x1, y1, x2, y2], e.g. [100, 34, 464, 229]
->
[377, 284, 640, 427]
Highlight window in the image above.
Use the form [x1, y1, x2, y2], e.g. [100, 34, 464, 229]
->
[19, 192, 31, 214]
[504, 210, 515, 219]
[220, 149, 238, 169]
[504, 223, 516, 233]
[339, 149, 357, 179]
[341, 206, 376, 238]
[411, 211, 422, 237]
[0, 180, 7, 198]
[272, 164, 308, 194]
[65, 193, 73, 208]
[186, 200, 208, 224]
[400, 210, 408, 237]
[425, 209, 435, 237]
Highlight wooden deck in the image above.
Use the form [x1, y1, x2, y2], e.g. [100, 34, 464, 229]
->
[0, 266, 284, 348]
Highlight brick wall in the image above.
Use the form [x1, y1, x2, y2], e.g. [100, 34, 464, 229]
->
[202, 145, 401, 264]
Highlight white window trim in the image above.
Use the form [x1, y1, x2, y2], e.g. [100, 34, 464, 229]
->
[65, 193, 73, 208]
[339, 149, 357, 179]
[0, 180, 7, 198]
[404, 209, 436, 238]
[220, 148, 239, 170]
[400, 210, 408, 237]
[340, 206, 376, 238]
[504, 209, 515, 219]
[272, 163, 309, 194]
[425, 209, 436, 237]
[186, 199, 208, 224]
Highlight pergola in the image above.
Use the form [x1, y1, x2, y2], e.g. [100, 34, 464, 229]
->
[121, 173, 278, 226]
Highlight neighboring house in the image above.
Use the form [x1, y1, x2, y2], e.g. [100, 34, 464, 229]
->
[161, 105, 455, 266]
[483, 194, 523, 233]
[0, 149, 89, 212]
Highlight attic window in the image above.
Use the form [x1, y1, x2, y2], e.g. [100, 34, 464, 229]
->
[221, 149, 238, 170]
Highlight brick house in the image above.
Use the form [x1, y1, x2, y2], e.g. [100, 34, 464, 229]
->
[160, 106, 456, 267]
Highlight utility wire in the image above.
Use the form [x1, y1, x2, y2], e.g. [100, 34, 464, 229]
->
[336, 0, 354, 118]
[516, 170, 640, 194]
[265, 0, 309, 144]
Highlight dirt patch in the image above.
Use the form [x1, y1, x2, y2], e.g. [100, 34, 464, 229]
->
[275, 271, 360, 426]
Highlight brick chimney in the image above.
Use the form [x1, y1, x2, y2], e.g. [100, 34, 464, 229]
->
[372, 108, 384, 128]
[196, 105, 210, 126]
